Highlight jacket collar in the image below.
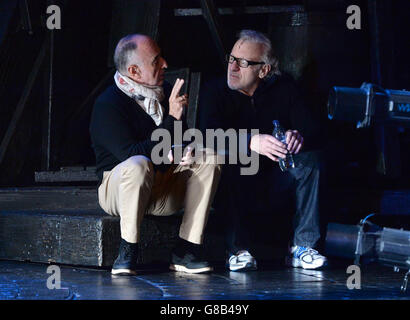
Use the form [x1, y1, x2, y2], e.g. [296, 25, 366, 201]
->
[228, 74, 279, 99]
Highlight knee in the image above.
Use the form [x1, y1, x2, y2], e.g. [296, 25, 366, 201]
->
[198, 149, 223, 177]
[295, 151, 322, 171]
[198, 148, 223, 168]
[120, 155, 154, 180]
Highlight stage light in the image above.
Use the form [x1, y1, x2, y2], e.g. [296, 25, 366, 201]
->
[325, 214, 410, 292]
[327, 83, 410, 128]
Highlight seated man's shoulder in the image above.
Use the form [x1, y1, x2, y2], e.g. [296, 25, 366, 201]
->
[95, 84, 123, 107]
[93, 84, 135, 119]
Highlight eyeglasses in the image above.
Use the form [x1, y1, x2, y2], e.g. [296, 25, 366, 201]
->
[226, 54, 265, 68]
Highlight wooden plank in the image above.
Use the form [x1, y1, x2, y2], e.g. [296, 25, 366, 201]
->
[0, 208, 227, 267]
[41, 30, 54, 171]
[174, 5, 305, 16]
[187, 72, 201, 129]
[0, 187, 179, 267]
[19, 0, 33, 35]
[34, 169, 98, 183]
[0, 210, 112, 266]
[0, 187, 99, 211]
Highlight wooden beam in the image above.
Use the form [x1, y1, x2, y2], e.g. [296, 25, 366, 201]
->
[174, 5, 304, 16]
[41, 29, 55, 171]
[200, 0, 227, 70]
[187, 72, 201, 129]
[35, 167, 98, 183]
[65, 68, 116, 124]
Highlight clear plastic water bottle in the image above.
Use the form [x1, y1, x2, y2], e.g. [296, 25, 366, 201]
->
[272, 120, 295, 171]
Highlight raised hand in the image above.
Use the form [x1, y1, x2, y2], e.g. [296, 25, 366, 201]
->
[168, 78, 188, 120]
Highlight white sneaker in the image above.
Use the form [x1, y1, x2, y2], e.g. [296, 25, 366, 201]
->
[227, 250, 257, 272]
[290, 246, 327, 270]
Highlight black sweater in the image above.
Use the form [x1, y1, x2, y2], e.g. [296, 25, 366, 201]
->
[198, 74, 323, 156]
[89, 82, 183, 184]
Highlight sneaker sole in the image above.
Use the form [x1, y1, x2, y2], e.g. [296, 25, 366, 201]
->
[289, 257, 327, 270]
[111, 268, 137, 275]
[169, 264, 213, 274]
[229, 262, 257, 272]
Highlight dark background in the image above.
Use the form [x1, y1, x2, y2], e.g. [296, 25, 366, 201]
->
[0, 0, 409, 226]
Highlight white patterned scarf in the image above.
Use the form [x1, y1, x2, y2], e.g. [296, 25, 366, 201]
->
[114, 71, 165, 126]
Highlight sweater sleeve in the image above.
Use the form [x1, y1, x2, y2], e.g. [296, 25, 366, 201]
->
[90, 101, 178, 162]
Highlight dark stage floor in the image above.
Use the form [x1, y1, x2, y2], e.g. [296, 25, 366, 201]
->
[0, 259, 409, 300]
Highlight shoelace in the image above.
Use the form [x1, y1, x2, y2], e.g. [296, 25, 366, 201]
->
[122, 244, 133, 259]
[295, 247, 319, 258]
[229, 251, 251, 263]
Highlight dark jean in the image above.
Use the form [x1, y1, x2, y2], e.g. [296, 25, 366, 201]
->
[215, 150, 325, 255]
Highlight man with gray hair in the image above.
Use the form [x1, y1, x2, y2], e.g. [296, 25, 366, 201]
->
[199, 30, 327, 271]
[90, 34, 221, 275]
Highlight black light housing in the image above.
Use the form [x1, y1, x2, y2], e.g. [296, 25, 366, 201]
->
[325, 216, 410, 292]
[327, 83, 410, 128]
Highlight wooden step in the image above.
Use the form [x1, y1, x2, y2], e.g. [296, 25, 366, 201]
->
[0, 187, 227, 267]
[34, 167, 98, 183]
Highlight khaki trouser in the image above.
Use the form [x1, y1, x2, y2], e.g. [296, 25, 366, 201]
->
[98, 149, 222, 244]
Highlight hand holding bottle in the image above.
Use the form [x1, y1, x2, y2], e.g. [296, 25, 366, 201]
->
[249, 134, 287, 162]
[285, 130, 304, 154]
[272, 120, 298, 171]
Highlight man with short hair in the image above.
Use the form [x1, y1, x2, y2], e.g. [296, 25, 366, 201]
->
[199, 30, 327, 271]
[90, 34, 221, 275]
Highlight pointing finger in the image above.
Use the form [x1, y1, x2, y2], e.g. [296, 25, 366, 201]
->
[170, 78, 184, 100]
[170, 78, 179, 99]
[174, 79, 184, 98]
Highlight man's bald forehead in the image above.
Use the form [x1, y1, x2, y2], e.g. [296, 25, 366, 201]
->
[114, 34, 140, 73]
[114, 32, 165, 78]
[117, 34, 151, 49]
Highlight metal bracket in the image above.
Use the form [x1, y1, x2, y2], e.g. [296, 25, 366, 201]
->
[354, 223, 364, 265]
[401, 270, 409, 293]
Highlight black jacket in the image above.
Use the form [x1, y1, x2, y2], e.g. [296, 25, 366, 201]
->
[89, 82, 184, 184]
[199, 74, 323, 155]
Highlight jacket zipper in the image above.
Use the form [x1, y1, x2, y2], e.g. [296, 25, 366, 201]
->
[250, 97, 255, 110]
